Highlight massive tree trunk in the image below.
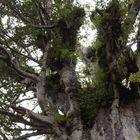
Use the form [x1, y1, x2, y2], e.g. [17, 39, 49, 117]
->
[63, 101, 140, 140]
[1, 0, 140, 140]
[67, 1, 140, 140]
[91, 100, 140, 140]
[88, 1, 140, 140]
[54, 100, 140, 140]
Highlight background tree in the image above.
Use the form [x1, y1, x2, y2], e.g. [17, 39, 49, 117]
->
[0, 0, 140, 140]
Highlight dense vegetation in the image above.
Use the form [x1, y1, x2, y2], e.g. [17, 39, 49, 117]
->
[0, 0, 140, 139]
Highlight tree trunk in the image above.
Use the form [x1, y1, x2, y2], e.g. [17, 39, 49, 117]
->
[56, 1, 140, 140]
[55, 99, 140, 140]
[91, 100, 140, 140]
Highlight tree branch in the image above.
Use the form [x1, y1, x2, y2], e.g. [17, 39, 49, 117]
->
[14, 131, 44, 140]
[0, 45, 39, 81]
[0, 29, 34, 57]
[34, 0, 46, 25]
[31, 24, 58, 29]
[0, 109, 31, 126]
[10, 105, 61, 136]
[34, 0, 50, 21]
[137, 21, 140, 52]
[128, 0, 140, 22]
[123, 0, 140, 41]
[2, 0, 56, 30]
[2, 0, 30, 23]
[0, 38, 40, 64]
[15, 97, 35, 104]
[10, 105, 56, 126]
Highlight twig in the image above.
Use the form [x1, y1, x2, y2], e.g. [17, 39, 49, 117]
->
[15, 97, 35, 104]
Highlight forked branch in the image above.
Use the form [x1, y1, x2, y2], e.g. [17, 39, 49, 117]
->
[0, 45, 39, 81]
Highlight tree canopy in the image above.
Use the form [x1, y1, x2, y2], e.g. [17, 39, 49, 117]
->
[0, 0, 140, 140]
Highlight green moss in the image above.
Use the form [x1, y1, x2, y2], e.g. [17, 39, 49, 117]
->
[52, 6, 85, 51]
[97, 45, 108, 70]
[80, 87, 113, 122]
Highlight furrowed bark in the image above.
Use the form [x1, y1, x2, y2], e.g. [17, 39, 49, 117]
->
[91, 100, 140, 140]
[94, 1, 140, 140]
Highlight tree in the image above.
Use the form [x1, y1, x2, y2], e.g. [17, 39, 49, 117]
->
[0, 0, 140, 140]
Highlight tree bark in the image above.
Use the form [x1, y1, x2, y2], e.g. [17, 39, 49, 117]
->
[90, 100, 140, 140]
[53, 100, 140, 140]
[54, 100, 140, 140]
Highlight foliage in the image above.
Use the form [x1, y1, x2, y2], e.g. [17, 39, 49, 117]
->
[49, 105, 66, 123]
[0, 0, 140, 139]
[91, 11, 102, 29]
[129, 71, 140, 83]
[48, 6, 85, 71]
[79, 0, 139, 124]
[92, 38, 103, 49]
[55, 6, 85, 50]
[80, 87, 97, 122]
[80, 66, 113, 122]
[93, 66, 113, 104]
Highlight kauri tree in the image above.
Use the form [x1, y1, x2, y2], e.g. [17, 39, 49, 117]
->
[0, 0, 140, 140]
